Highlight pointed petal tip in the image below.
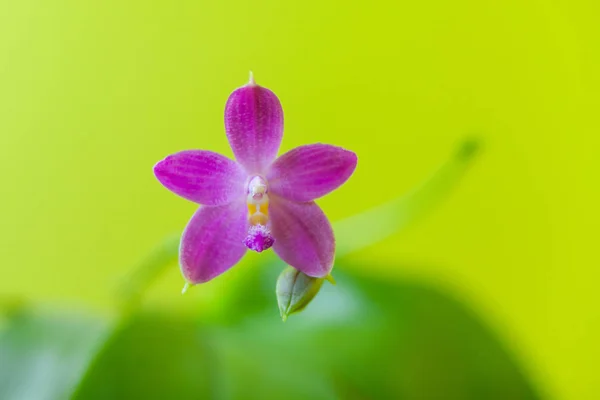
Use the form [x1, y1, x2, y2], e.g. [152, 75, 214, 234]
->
[247, 70, 256, 86]
[340, 146, 358, 171]
[153, 158, 171, 188]
[349, 148, 358, 164]
[152, 157, 165, 176]
[303, 267, 334, 279]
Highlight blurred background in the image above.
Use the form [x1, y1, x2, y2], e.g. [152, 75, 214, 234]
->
[1, 1, 599, 399]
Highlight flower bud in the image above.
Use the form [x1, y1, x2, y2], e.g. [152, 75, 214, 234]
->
[276, 267, 335, 321]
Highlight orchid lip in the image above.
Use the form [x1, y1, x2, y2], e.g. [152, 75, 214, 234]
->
[244, 224, 274, 252]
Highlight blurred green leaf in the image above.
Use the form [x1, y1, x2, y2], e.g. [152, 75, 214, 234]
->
[335, 139, 480, 257]
[117, 232, 180, 312]
[0, 307, 107, 400]
[71, 314, 216, 400]
[0, 140, 500, 400]
[70, 261, 538, 399]
[201, 262, 540, 400]
[0, 259, 540, 400]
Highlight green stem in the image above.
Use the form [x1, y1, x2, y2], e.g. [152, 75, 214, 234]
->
[117, 232, 180, 312]
[334, 139, 480, 258]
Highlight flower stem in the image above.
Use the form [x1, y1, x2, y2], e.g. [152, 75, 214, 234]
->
[333, 138, 481, 258]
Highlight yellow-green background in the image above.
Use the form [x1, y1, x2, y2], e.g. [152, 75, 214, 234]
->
[1, 1, 598, 399]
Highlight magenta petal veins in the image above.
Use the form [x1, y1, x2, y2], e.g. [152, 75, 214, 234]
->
[224, 74, 283, 174]
[154, 150, 246, 205]
[180, 202, 248, 284]
[269, 196, 335, 278]
[267, 144, 358, 202]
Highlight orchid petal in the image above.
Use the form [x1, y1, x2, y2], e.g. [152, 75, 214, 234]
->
[269, 197, 335, 277]
[154, 150, 246, 206]
[180, 202, 248, 284]
[267, 144, 357, 202]
[224, 81, 283, 174]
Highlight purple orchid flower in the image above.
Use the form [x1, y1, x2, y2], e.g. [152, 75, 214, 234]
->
[153, 73, 357, 287]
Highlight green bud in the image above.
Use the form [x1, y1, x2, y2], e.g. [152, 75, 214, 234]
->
[276, 267, 335, 321]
